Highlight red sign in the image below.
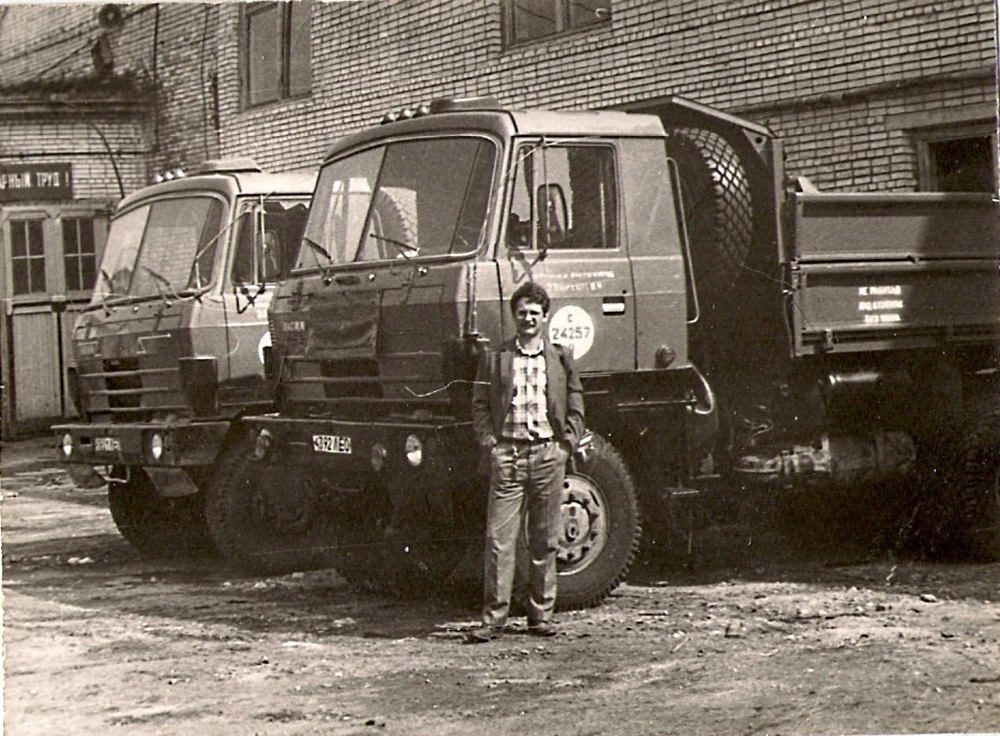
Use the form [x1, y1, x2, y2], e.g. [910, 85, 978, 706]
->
[0, 163, 73, 202]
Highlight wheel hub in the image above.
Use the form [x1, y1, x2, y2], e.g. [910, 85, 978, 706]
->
[558, 474, 608, 572]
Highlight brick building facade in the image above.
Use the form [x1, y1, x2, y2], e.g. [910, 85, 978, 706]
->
[1, 0, 996, 433]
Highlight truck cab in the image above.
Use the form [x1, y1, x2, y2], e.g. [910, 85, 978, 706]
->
[54, 159, 314, 555]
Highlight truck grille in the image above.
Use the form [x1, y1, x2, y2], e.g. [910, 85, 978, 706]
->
[80, 356, 185, 422]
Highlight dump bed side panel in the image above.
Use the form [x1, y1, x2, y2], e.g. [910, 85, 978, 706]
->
[790, 192, 1000, 355]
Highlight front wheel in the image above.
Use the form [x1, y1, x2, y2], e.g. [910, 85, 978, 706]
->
[518, 434, 642, 611]
[108, 468, 216, 558]
[205, 439, 338, 575]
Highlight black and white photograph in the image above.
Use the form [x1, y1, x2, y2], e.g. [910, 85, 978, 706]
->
[1, 1, 999, 734]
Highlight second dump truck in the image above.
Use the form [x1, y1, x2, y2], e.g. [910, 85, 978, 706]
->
[55, 160, 317, 563]
[212, 97, 998, 606]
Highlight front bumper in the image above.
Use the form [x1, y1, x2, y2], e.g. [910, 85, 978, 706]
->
[53, 420, 231, 469]
[244, 414, 478, 492]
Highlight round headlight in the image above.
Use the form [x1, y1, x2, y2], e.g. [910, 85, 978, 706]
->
[371, 443, 387, 472]
[252, 429, 273, 461]
[61, 433, 74, 458]
[404, 434, 423, 467]
[150, 433, 164, 461]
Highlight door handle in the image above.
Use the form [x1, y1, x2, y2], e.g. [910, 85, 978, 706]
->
[335, 274, 360, 286]
[602, 296, 626, 315]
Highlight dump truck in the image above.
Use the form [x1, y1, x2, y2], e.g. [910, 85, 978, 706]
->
[54, 160, 316, 559]
[213, 97, 999, 606]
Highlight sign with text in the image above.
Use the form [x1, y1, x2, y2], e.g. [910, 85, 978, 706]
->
[0, 163, 73, 202]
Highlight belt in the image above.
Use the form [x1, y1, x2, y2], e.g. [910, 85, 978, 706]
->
[499, 437, 553, 447]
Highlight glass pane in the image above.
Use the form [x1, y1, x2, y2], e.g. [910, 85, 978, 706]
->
[97, 205, 149, 298]
[512, 0, 557, 42]
[99, 197, 225, 299]
[232, 197, 309, 283]
[300, 147, 384, 268]
[929, 136, 995, 193]
[247, 3, 280, 106]
[12, 260, 29, 295]
[62, 219, 80, 255]
[288, 0, 312, 97]
[29, 257, 46, 293]
[10, 220, 27, 258]
[509, 144, 617, 250]
[359, 137, 498, 261]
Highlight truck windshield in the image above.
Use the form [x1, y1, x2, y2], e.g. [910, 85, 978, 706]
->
[298, 136, 496, 269]
[95, 196, 225, 301]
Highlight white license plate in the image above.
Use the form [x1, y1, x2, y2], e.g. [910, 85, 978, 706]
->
[94, 436, 121, 453]
[312, 434, 352, 454]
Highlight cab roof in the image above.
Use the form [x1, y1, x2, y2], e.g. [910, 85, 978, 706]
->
[322, 100, 666, 162]
[115, 162, 316, 213]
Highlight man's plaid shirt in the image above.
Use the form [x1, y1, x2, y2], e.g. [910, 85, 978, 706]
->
[500, 341, 555, 441]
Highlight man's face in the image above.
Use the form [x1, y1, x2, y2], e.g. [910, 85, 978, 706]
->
[514, 298, 547, 342]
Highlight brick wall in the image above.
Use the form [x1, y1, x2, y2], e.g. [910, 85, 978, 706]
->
[212, 0, 997, 192]
[3, 0, 996, 192]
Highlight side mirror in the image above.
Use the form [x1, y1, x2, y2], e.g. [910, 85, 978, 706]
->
[535, 183, 567, 250]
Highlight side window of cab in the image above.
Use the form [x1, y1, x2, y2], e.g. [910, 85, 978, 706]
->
[507, 144, 619, 251]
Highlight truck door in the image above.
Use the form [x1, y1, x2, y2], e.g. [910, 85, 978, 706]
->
[222, 196, 310, 398]
[496, 140, 635, 372]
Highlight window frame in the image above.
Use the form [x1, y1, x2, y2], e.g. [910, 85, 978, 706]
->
[503, 0, 611, 48]
[9, 216, 47, 296]
[913, 122, 998, 193]
[505, 140, 621, 252]
[61, 215, 98, 295]
[242, 0, 312, 109]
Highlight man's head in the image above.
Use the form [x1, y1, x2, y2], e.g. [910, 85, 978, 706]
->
[510, 281, 550, 345]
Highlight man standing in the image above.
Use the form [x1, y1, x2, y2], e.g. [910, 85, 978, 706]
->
[467, 281, 585, 642]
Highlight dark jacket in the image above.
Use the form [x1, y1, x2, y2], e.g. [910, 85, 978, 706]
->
[471, 338, 586, 458]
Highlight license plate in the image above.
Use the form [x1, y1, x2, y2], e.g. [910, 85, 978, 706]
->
[94, 436, 121, 453]
[312, 434, 352, 454]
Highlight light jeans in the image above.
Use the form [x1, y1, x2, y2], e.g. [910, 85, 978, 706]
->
[482, 439, 567, 627]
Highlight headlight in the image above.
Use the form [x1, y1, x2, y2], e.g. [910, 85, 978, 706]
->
[404, 434, 423, 467]
[61, 433, 74, 458]
[150, 432, 165, 461]
[371, 443, 387, 472]
[253, 429, 273, 461]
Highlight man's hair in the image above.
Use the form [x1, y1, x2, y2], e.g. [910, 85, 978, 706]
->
[510, 281, 551, 315]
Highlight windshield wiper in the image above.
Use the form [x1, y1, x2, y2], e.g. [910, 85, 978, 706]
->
[302, 235, 333, 263]
[369, 232, 419, 259]
[141, 265, 183, 306]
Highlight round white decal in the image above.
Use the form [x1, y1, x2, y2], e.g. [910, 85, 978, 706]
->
[549, 305, 594, 360]
[257, 330, 271, 364]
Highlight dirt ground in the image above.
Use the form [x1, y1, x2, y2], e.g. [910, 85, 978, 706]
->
[2, 435, 999, 736]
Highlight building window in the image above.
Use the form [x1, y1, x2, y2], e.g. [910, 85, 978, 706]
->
[919, 133, 998, 193]
[244, 1, 312, 107]
[10, 219, 46, 295]
[505, 0, 610, 46]
[62, 217, 97, 292]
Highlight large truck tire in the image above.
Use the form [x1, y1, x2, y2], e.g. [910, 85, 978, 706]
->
[952, 400, 1000, 561]
[667, 127, 753, 305]
[108, 467, 216, 558]
[205, 439, 339, 575]
[516, 433, 642, 611]
[365, 186, 419, 259]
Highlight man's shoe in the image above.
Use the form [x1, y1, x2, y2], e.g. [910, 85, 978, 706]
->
[528, 621, 558, 638]
[465, 626, 504, 643]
